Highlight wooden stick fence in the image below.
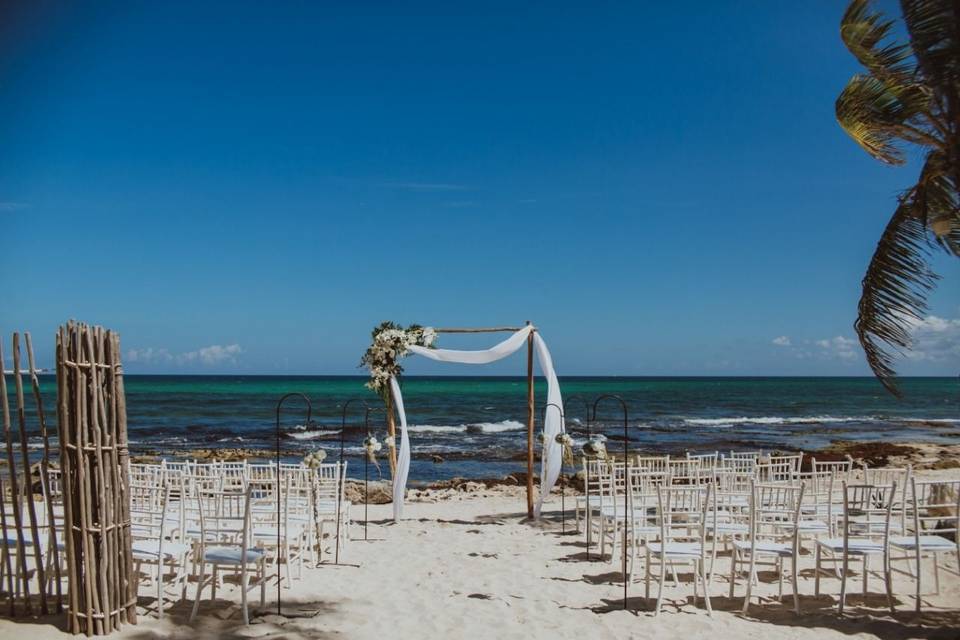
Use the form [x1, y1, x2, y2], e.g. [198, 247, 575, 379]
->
[0, 332, 62, 616]
[57, 321, 135, 635]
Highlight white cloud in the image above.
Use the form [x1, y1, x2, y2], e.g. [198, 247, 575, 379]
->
[126, 347, 172, 363]
[126, 344, 243, 366]
[815, 336, 859, 360]
[772, 336, 792, 347]
[180, 344, 243, 365]
[0, 202, 29, 212]
[903, 315, 960, 362]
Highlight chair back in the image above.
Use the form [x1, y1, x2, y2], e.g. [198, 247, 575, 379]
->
[656, 483, 710, 548]
[908, 478, 960, 545]
[634, 455, 670, 474]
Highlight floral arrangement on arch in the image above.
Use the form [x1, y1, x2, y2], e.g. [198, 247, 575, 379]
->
[361, 321, 437, 399]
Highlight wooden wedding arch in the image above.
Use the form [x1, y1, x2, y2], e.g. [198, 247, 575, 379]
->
[382, 322, 540, 518]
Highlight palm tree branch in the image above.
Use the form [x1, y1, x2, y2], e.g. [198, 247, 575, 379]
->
[855, 185, 940, 396]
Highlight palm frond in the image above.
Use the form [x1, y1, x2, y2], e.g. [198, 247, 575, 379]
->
[836, 74, 928, 163]
[900, 0, 960, 92]
[855, 186, 939, 396]
[841, 0, 914, 81]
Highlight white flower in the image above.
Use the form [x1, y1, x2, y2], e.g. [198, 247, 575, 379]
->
[421, 327, 437, 346]
[384, 435, 395, 448]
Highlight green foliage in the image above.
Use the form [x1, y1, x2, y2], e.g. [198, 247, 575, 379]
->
[837, 0, 960, 395]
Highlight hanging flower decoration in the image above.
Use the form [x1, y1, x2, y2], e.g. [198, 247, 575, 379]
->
[555, 432, 575, 466]
[363, 434, 383, 462]
[302, 448, 328, 563]
[582, 435, 608, 460]
[361, 322, 437, 400]
[384, 435, 395, 449]
[303, 449, 327, 469]
[363, 434, 383, 478]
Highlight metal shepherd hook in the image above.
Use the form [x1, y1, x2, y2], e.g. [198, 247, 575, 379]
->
[544, 403, 566, 533]
[563, 396, 592, 556]
[591, 394, 629, 610]
[363, 405, 386, 541]
[336, 399, 368, 564]
[274, 392, 313, 616]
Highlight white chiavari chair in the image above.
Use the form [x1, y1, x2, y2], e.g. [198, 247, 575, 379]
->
[129, 481, 192, 617]
[645, 483, 713, 616]
[576, 458, 612, 552]
[890, 478, 960, 613]
[815, 482, 896, 614]
[731, 481, 805, 614]
[189, 485, 267, 625]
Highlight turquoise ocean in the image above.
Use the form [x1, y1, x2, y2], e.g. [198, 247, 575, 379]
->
[15, 375, 960, 484]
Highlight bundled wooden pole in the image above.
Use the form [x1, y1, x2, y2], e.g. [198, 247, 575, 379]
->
[25, 332, 63, 612]
[13, 334, 48, 614]
[0, 340, 32, 613]
[57, 321, 136, 635]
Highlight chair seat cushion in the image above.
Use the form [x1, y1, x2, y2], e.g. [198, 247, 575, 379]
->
[732, 540, 793, 556]
[132, 539, 191, 560]
[647, 542, 702, 558]
[203, 546, 265, 564]
[889, 535, 956, 551]
[816, 537, 885, 555]
[706, 521, 749, 534]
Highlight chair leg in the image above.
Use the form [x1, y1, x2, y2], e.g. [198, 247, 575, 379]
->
[863, 555, 869, 599]
[815, 546, 821, 597]
[157, 558, 165, 618]
[701, 559, 712, 616]
[915, 547, 923, 615]
[211, 564, 218, 602]
[839, 553, 848, 615]
[884, 552, 894, 615]
[741, 552, 754, 614]
[240, 565, 249, 626]
[655, 554, 666, 616]
[645, 547, 651, 601]
[189, 563, 206, 622]
[791, 552, 800, 615]
[778, 556, 784, 601]
[933, 551, 940, 595]
[729, 549, 737, 599]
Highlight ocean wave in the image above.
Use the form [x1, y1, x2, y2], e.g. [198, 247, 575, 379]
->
[466, 420, 526, 433]
[408, 425, 466, 434]
[682, 415, 877, 427]
[288, 429, 341, 441]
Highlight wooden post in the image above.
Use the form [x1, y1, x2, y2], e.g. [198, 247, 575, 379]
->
[526, 321, 535, 519]
[385, 392, 397, 477]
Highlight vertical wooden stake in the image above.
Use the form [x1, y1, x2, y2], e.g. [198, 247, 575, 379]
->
[385, 392, 397, 477]
[13, 334, 48, 614]
[0, 339, 31, 613]
[526, 321, 535, 519]
[26, 332, 63, 612]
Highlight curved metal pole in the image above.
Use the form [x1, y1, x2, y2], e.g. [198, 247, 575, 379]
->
[335, 398, 368, 564]
[274, 392, 312, 615]
[363, 406, 386, 542]
[591, 394, 630, 611]
[564, 394, 595, 556]
[544, 403, 566, 533]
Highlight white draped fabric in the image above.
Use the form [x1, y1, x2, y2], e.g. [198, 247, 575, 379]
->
[389, 326, 563, 520]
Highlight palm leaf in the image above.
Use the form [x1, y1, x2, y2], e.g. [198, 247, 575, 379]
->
[900, 0, 960, 92]
[841, 0, 914, 81]
[836, 74, 929, 163]
[855, 185, 939, 396]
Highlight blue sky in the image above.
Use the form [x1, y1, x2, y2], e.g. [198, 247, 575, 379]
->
[1, 1, 957, 377]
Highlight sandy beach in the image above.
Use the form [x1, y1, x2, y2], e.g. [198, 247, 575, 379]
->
[3, 468, 958, 640]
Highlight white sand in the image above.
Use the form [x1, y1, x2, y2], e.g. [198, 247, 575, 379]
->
[3, 486, 959, 640]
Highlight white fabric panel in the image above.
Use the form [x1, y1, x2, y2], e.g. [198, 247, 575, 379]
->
[390, 376, 410, 520]
[533, 332, 563, 517]
[390, 325, 562, 521]
[407, 325, 532, 364]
